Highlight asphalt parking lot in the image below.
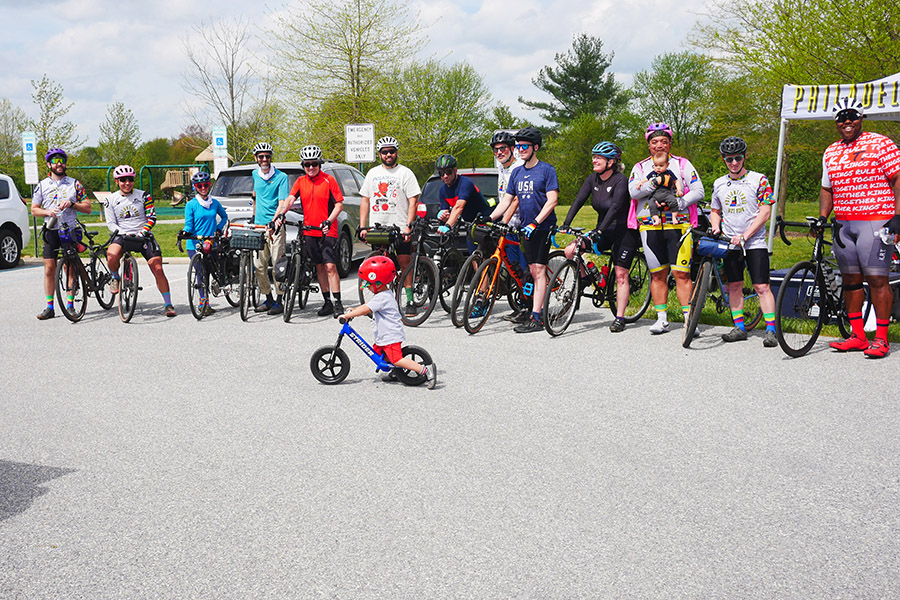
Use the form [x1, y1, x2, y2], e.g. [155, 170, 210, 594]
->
[2, 260, 899, 598]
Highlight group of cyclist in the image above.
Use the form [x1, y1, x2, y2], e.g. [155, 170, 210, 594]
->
[31, 95, 900, 358]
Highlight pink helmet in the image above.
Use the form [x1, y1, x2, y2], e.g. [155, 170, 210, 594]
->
[113, 164, 136, 179]
[645, 122, 674, 141]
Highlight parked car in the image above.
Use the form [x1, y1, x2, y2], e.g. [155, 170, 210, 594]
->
[417, 167, 499, 250]
[210, 161, 369, 278]
[0, 173, 31, 269]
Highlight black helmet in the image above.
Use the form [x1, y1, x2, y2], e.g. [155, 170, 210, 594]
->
[719, 136, 747, 156]
[435, 154, 457, 170]
[490, 131, 516, 148]
[515, 127, 542, 148]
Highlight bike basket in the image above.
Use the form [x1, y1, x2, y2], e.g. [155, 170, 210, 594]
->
[230, 228, 267, 250]
[470, 222, 495, 246]
[273, 254, 290, 282]
[696, 236, 731, 258]
[365, 230, 394, 246]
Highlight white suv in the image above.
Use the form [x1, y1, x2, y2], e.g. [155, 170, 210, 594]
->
[0, 173, 30, 269]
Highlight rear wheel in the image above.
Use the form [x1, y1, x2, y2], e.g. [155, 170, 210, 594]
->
[393, 345, 433, 386]
[90, 255, 114, 309]
[239, 251, 252, 321]
[607, 252, 652, 323]
[438, 249, 463, 313]
[118, 255, 139, 323]
[543, 259, 579, 336]
[682, 259, 712, 348]
[310, 346, 350, 384]
[224, 250, 241, 307]
[298, 260, 315, 309]
[336, 229, 353, 278]
[283, 253, 300, 322]
[450, 251, 482, 328]
[397, 255, 439, 327]
[463, 257, 500, 334]
[187, 253, 209, 320]
[56, 256, 87, 322]
[774, 260, 826, 357]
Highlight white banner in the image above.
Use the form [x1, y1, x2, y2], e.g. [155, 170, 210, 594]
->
[345, 124, 375, 163]
[780, 72, 900, 121]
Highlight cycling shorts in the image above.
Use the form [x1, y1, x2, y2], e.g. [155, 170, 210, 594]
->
[593, 227, 639, 269]
[41, 229, 63, 259]
[111, 234, 162, 260]
[723, 248, 770, 285]
[640, 223, 692, 273]
[374, 342, 403, 363]
[522, 229, 552, 265]
[833, 219, 892, 277]
[305, 235, 338, 265]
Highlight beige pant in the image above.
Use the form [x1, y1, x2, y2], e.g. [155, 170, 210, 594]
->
[254, 227, 285, 296]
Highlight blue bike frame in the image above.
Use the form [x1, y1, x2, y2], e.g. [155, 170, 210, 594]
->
[333, 318, 395, 373]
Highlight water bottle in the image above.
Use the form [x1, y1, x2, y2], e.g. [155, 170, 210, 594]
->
[586, 261, 601, 285]
[46, 215, 58, 230]
[875, 227, 894, 245]
[598, 264, 610, 289]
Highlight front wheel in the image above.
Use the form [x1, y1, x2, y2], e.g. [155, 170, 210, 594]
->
[774, 260, 826, 357]
[187, 253, 209, 320]
[682, 259, 712, 348]
[56, 256, 87, 322]
[607, 252, 652, 323]
[239, 251, 252, 321]
[283, 253, 300, 323]
[310, 346, 351, 384]
[397, 255, 439, 327]
[543, 259, 580, 336]
[90, 255, 114, 309]
[393, 345, 433, 386]
[438, 249, 463, 313]
[118, 255, 139, 323]
[463, 257, 500, 334]
[450, 250, 482, 328]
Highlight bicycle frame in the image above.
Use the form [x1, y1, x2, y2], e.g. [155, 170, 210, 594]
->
[330, 318, 394, 373]
[473, 223, 526, 297]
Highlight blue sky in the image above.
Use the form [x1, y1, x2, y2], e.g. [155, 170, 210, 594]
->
[0, 0, 710, 146]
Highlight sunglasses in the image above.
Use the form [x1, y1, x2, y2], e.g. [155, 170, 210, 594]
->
[515, 143, 532, 151]
[256, 154, 272, 160]
[492, 145, 510, 154]
[118, 177, 135, 183]
[302, 162, 320, 169]
[723, 156, 744, 164]
[49, 157, 66, 165]
[835, 110, 861, 123]
[379, 148, 397, 155]
[438, 169, 454, 177]
[195, 182, 211, 188]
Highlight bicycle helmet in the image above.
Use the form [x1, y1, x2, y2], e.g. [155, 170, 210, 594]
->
[719, 136, 747, 156]
[490, 131, 516, 148]
[592, 141, 622, 160]
[645, 122, 674, 140]
[45, 148, 67, 162]
[299, 145, 323, 163]
[832, 97, 865, 121]
[252, 141, 273, 155]
[191, 171, 211, 185]
[515, 127, 542, 148]
[435, 154, 457, 170]
[113, 164, 136, 179]
[358, 255, 396, 287]
[376, 136, 399, 151]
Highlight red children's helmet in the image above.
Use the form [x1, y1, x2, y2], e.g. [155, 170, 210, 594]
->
[358, 255, 396, 287]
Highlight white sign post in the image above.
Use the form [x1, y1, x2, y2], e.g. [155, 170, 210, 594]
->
[212, 126, 229, 177]
[345, 124, 375, 164]
[22, 132, 39, 185]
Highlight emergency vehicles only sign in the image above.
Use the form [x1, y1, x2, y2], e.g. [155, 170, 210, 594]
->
[345, 124, 375, 163]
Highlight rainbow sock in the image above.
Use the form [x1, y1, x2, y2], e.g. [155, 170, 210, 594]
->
[764, 312, 775, 332]
[731, 309, 745, 331]
[46, 295, 54, 309]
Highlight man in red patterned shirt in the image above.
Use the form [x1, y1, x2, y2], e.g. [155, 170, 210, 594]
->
[818, 97, 900, 358]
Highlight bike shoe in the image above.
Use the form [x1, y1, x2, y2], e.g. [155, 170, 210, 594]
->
[864, 338, 890, 359]
[424, 363, 437, 390]
[502, 310, 524, 322]
[649, 320, 670, 335]
[267, 302, 284, 315]
[204, 305, 216, 316]
[381, 370, 398, 383]
[405, 303, 418, 317]
[36, 307, 55, 320]
[513, 317, 543, 333]
[210, 280, 221, 296]
[332, 301, 344, 318]
[609, 318, 625, 333]
[255, 299, 273, 313]
[164, 304, 177, 317]
[469, 303, 487, 319]
[109, 278, 120, 294]
[763, 330, 778, 348]
[829, 335, 869, 352]
[317, 301, 334, 317]
[721, 327, 748, 342]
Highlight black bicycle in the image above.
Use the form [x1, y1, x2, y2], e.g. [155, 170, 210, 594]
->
[282, 225, 320, 322]
[177, 231, 241, 320]
[229, 223, 269, 321]
[53, 222, 115, 322]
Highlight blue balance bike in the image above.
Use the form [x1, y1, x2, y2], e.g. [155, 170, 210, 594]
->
[310, 317, 433, 385]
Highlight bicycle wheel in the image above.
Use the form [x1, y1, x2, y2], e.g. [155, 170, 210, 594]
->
[463, 257, 500, 334]
[283, 254, 300, 322]
[224, 250, 241, 307]
[118, 255, 139, 323]
[310, 346, 351, 385]
[187, 253, 209, 321]
[90, 254, 114, 309]
[543, 259, 580, 336]
[397, 255, 439, 327]
[607, 251, 652, 323]
[450, 251, 482, 328]
[682, 259, 712, 348]
[298, 261, 315, 309]
[239, 251, 252, 321]
[438, 249, 463, 313]
[55, 256, 87, 322]
[774, 261, 826, 357]
[393, 345, 433, 386]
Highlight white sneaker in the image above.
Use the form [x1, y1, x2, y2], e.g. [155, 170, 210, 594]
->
[109, 278, 120, 294]
[650, 320, 670, 335]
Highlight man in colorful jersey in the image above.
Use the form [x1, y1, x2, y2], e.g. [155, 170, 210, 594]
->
[275, 145, 345, 317]
[489, 127, 559, 333]
[818, 98, 900, 358]
[105, 164, 176, 317]
[359, 136, 421, 316]
[31, 148, 92, 320]
[628, 122, 705, 334]
[435, 153, 491, 254]
[250, 141, 290, 315]
[709, 137, 778, 347]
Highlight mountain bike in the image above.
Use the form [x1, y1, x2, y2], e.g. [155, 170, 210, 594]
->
[177, 231, 241, 320]
[310, 316, 433, 386]
[543, 228, 651, 336]
[282, 225, 320, 322]
[230, 222, 269, 321]
[53, 222, 115, 322]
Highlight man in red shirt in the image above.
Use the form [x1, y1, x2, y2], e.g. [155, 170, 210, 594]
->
[819, 98, 900, 358]
[275, 145, 345, 316]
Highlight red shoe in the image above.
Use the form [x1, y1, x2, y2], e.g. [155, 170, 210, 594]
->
[829, 335, 869, 352]
[864, 338, 890, 359]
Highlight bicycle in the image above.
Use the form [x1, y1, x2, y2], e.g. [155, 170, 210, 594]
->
[356, 224, 404, 307]
[53, 221, 115, 322]
[543, 228, 651, 336]
[772, 216, 861, 357]
[309, 316, 433, 386]
[461, 220, 565, 334]
[282, 224, 321, 323]
[229, 222, 269, 321]
[113, 232, 153, 323]
[681, 228, 763, 347]
[177, 231, 241, 320]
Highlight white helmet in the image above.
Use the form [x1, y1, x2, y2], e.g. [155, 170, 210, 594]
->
[376, 136, 399, 151]
[299, 145, 323, 163]
[252, 142, 273, 155]
[832, 97, 865, 121]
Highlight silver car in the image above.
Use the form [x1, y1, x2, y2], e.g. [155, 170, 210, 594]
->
[210, 161, 369, 277]
[0, 173, 31, 269]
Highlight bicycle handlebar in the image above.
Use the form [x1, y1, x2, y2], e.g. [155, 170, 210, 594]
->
[773, 215, 845, 249]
